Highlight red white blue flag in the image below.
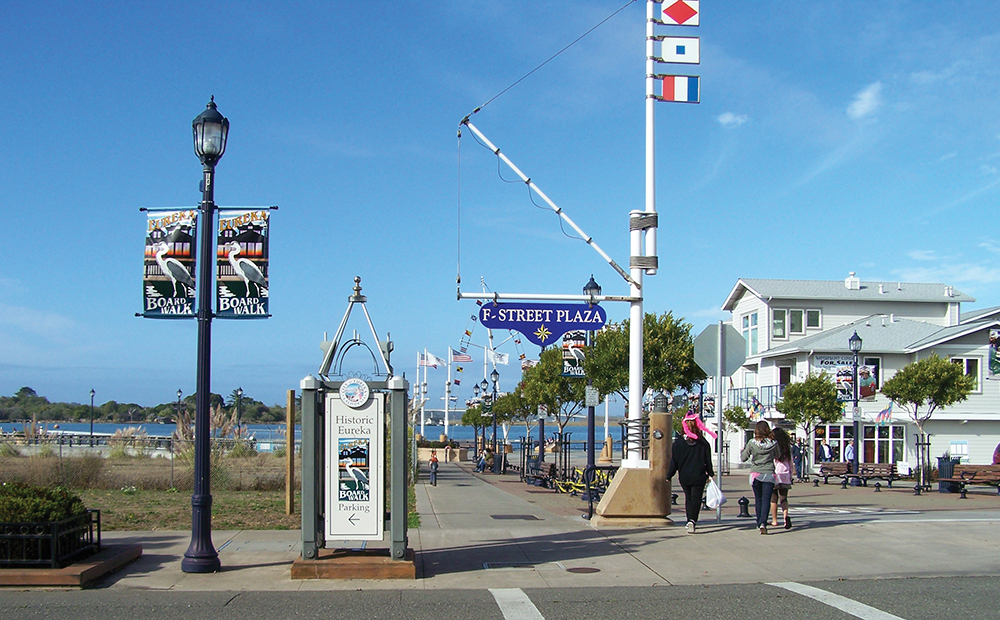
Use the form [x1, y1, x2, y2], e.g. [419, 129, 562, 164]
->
[451, 348, 473, 363]
[661, 0, 699, 26]
[658, 75, 700, 103]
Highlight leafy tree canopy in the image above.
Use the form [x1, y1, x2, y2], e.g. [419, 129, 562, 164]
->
[584, 311, 704, 403]
[880, 354, 975, 433]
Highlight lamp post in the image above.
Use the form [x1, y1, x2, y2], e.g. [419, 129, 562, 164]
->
[89, 389, 95, 447]
[473, 383, 482, 455]
[849, 330, 863, 487]
[176, 389, 183, 420]
[490, 368, 500, 473]
[182, 97, 228, 574]
[583, 275, 601, 478]
[236, 387, 243, 429]
[480, 378, 490, 467]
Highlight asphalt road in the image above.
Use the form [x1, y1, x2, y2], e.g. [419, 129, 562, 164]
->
[2, 577, 999, 620]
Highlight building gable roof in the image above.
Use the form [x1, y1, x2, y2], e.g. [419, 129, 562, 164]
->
[760, 315, 1000, 359]
[722, 277, 974, 311]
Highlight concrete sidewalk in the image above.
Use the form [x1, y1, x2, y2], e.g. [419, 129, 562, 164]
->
[31, 462, 1000, 590]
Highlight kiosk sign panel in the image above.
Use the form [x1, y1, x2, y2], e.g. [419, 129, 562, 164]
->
[325, 378, 384, 541]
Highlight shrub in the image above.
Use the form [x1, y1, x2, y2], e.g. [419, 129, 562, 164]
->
[0, 482, 87, 522]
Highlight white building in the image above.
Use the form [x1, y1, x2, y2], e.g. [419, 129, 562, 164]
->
[720, 273, 1000, 470]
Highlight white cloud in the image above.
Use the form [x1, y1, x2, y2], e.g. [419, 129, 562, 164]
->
[907, 250, 937, 261]
[717, 112, 748, 128]
[894, 263, 1000, 287]
[847, 82, 882, 119]
[981, 164, 998, 176]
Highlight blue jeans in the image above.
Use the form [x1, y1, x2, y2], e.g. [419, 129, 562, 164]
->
[752, 478, 775, 528]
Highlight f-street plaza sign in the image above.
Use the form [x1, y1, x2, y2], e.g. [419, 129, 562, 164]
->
[479, 302, 607, 347]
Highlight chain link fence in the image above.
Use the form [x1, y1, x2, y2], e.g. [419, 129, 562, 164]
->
[0, 436, 296, 492]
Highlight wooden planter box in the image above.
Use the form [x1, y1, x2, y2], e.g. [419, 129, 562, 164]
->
[0, 510, 101, 569]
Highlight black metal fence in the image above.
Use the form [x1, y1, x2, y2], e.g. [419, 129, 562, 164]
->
[0, 509, 101, 568]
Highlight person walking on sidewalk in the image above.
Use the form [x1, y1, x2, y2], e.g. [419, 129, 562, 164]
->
[741, 420, 778, 535]
[667, 413, 716, 534]
[770, 427, 793, 530]
[428, 450, 439, 486]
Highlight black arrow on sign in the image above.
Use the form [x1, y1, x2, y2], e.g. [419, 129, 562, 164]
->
[348, 513, 359, 526]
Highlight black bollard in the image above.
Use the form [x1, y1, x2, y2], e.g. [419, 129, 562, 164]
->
[874, 482, 881, 493]
[959, 486, 968, 499]
[913, 483, 922, 496]
[813, 478, 819, 487]
[841, 479, 848, 489]
[737, 496, 751, 518]
[671, 493, 678, 506]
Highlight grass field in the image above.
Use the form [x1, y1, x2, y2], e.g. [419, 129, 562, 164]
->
[1, 449, 420, 531]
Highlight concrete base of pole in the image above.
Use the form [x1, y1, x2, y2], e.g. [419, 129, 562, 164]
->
[594, 467, 671, 519]
[598, 436, 614, 464]
[593, 411, 672, 523]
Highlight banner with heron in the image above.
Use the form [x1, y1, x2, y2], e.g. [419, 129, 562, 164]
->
[143, 209, 198, 318]
[216, 208, 270, 318]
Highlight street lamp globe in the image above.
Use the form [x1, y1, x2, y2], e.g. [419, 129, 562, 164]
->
[480, 379, 489, 393]
[473, 384, 480, 398]
[192, 97, 229, 165]
[490, 368, 499, 387]
[583, 274, 602, 299]
[849, 330, 863, 353]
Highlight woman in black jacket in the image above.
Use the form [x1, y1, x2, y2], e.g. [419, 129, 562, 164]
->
[667, 414, 716, 534]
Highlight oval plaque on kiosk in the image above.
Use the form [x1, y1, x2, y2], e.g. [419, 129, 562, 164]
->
[340, 377, 370, 408]
[479, 302, 606, 346]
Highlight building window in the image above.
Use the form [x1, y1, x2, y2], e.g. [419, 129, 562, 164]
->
[773, 309, 787, 339]
[806, 309, 821, 329]
[743, 312, 758, 355]
[789, 309, 804, 334]
[951, 357, 980, 392]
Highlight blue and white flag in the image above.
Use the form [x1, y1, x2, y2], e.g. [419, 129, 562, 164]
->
[658, 36, 700, 64]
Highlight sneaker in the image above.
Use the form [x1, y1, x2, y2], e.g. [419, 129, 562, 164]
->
[759, 525, 768, 535]
[685, 521, 695, 534]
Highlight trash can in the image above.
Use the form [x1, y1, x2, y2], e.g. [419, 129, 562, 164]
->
[938, 456, 961, 493]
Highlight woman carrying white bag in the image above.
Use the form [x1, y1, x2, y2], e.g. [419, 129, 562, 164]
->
[667, 413, 717, 534]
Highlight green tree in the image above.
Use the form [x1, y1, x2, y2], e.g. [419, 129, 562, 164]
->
[880, 354, 975, 435]
[521, 347, 586, 434]
[493, 383, 537, 439]
[584, 312, 704, 406]
[460, 404, 487, 444]
[775, 372, 842, 472]
[721, 405, 751, 434]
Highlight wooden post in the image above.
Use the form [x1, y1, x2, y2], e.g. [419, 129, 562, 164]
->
[286, 389, 296, 515]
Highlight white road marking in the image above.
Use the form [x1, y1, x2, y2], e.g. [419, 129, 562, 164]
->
[490, 588, 545, 620]
[769, 582, 906, 620]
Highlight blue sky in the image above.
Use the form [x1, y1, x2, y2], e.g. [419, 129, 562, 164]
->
[2, 1, 998, 410]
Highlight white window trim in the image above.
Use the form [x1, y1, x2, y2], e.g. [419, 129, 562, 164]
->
[772, 309, 788, 341]
[788, 309, 805, 335]
[806, 308, 822, 330]
[950, 357, 982, 393]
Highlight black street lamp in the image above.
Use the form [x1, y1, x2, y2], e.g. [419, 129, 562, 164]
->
[236, 387, 243, 428]
[849, 330, 863, 486]
[583, 275, 601, 479]
[472, 383, 482, 454]
[182, 97, 229, 574]
[490, 368, 500, 473]
[176, 389, 183, 420]
[89, 389, 95, 447]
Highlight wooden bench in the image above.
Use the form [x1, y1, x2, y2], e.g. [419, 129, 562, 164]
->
[939, 464, 1000, 498]
[818, 462, 850, 484]
[524, 461, 557, 489]
[857, 462, 899, 487]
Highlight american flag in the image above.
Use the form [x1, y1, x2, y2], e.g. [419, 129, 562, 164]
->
[451, 348, 473, 363]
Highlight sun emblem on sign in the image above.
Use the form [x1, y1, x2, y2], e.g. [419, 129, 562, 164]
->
[534, 324, 552, 342]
